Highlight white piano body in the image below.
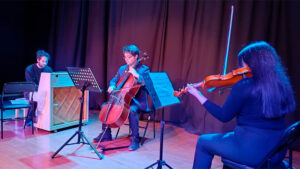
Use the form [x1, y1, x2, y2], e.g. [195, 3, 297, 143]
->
[34, 72, 89, 131]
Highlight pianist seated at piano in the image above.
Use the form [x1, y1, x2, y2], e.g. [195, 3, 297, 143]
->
[24, 49, 53, 126]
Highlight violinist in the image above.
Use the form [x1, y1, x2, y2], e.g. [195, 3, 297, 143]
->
[187, 41, 295, 169]
[93, 44, 150, 151]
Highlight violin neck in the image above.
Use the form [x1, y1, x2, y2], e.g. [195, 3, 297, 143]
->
[191, 81, 204, 88]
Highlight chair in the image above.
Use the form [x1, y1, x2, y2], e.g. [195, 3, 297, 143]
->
[115, 106, 156, 145]
[222, 121, 300, 169]
[0, 81, 36, 139]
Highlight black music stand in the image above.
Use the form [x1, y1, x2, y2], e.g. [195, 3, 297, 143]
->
[52, 67, 104, 160]
[143, 72, 180, 169]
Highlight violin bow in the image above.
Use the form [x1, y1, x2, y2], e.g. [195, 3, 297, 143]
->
[222, 5, 234, 75]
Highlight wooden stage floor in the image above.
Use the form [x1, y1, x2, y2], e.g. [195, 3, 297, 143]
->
[0, 110, 299, 169]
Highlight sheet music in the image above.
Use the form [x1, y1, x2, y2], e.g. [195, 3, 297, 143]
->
[66, 67, 102, 93]
[144, 72, 180, 109]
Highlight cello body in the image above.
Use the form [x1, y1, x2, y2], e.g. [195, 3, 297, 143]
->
[98, 73, 140, 128]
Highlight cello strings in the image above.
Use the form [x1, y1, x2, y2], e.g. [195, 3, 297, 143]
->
[109, 84, 145, 92]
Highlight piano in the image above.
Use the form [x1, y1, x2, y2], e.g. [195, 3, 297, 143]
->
[34, 72, 89, 131]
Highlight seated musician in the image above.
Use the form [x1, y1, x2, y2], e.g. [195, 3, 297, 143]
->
[186, 41, 295, 169]
[24, 49, 53, 125]
[93, 44, 150, 151]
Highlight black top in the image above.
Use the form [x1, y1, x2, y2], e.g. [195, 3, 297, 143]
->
[25, 63, 53, 90]
[203, 78, 286, 130]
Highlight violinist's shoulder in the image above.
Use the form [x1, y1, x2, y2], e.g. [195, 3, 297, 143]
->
[233, 77, 253, 89]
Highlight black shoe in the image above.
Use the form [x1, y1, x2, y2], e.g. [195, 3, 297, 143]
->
[128, 140, 139, 151]
[128, 136, 140, 151]
[93, 131, 112, 142]
[24, 120, 32, 126]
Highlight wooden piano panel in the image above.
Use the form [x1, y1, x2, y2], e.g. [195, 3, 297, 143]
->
[34, 72, 89, 131]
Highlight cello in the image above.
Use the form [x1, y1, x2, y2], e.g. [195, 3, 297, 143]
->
[98, 54, 148, 128]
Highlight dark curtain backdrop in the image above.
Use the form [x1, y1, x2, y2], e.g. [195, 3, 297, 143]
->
[1, 0, 299, 148]
[0, 1, 53, 86]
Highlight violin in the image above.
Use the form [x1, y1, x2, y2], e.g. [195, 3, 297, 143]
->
[173, 66, 252, 97]
[174, 5, 241, 98]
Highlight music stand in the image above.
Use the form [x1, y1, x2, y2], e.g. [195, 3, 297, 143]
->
[143, 72, 180, 169]
[51, 67, 104, 160]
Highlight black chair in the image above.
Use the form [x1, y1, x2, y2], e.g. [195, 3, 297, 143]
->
[115, 106, 156, 145]
[222, 121, 300, 169]
[0, 81, 36, 139]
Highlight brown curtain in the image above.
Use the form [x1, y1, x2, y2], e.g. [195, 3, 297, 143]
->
[47, 0, 300, 148]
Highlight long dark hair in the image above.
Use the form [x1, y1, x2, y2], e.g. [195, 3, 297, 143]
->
[238, 41, 295, 118]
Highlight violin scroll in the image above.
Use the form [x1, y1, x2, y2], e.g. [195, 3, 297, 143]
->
[173, 87, 188, 97]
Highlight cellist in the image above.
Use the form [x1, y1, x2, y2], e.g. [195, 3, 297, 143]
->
[93, 44, 150, 151]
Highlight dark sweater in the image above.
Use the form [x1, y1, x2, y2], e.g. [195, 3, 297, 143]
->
[203, 78, 286, 130]
[25, 64, 53, 90]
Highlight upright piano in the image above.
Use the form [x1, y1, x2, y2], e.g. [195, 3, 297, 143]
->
[34, 72, 89, 131]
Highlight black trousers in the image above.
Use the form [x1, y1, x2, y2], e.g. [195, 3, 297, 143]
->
[192, 126, 286, 169]
[101, 104, 141, 142]
[25, 101, 37, 123]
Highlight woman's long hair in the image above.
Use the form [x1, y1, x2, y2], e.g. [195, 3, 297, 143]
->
[238, 41, 295, 118]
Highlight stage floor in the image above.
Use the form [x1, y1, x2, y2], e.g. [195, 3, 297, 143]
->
[0, 110, 299, 169]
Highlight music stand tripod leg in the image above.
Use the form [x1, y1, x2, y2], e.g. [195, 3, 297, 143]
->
[145, 109, 173, 169]
[79, 130, 104, 159]
[95, 125, 108, 148]
[161, 161, 173, 169]
[54, 67, 104, 159]
[51, 131, 79, 158]
[52, 84, 104, 160]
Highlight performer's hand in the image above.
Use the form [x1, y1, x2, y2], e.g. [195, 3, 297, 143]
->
[107, 86, 115, 93]
[186, 84, 201, 97]
[128, 67, 139, 79]
[186, 84, 207, 104]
